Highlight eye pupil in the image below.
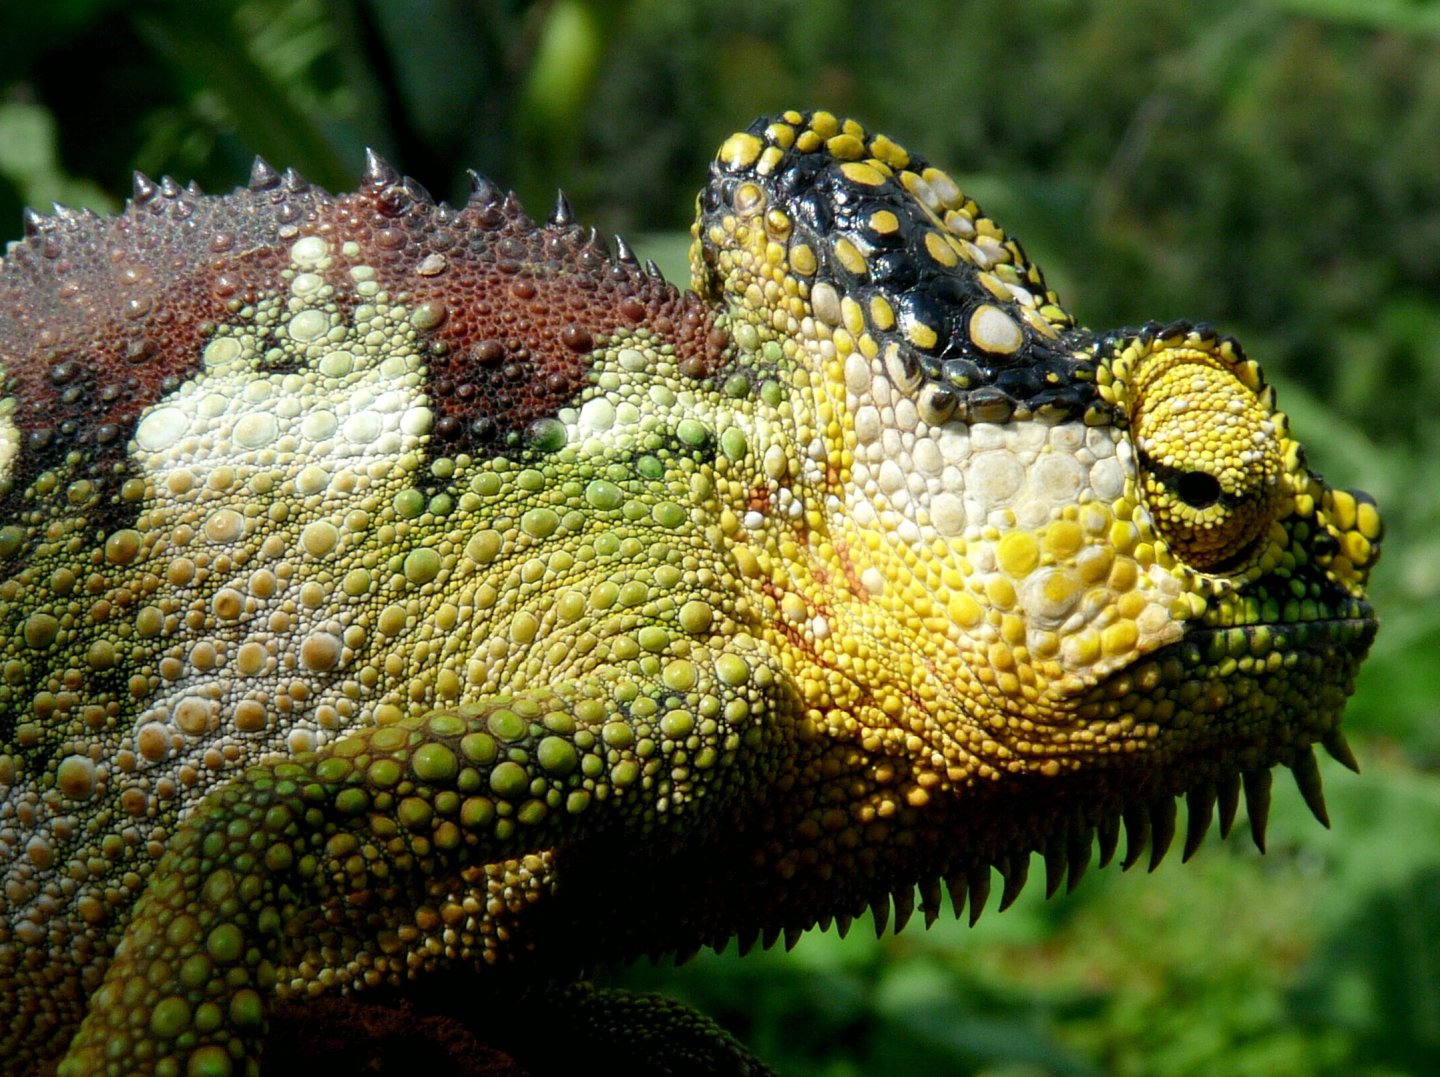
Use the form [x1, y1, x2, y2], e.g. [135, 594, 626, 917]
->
[1175, 471, 1222, 508]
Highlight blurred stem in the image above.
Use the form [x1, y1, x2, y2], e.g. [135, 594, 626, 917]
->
[514, 0, 625, 207]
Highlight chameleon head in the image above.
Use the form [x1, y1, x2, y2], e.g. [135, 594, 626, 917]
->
[694, 110, 1380, 844]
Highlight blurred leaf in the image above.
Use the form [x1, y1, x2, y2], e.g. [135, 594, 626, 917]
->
[1283, 758, 1440, 1072]
[130, 0, 351, 189]
[627, 231, 692, 284]
[514, 0, 626, 203]
[1268, 0, 1440, 36]
[0, 100, 115, 213]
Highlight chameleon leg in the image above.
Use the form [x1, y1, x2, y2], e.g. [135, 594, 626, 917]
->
[519, 982, 775, 1076]
[59, 661, 784, 1076]
[260, 979, 775, 1076]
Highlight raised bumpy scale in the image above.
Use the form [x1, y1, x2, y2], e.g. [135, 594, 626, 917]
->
[0, 110, 1381, 1075]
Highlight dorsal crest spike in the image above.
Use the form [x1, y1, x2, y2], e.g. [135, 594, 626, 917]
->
[550, 190, 574, 226]
[131, 171, 157, 205]
[21, 207, 47, 238]
[614, 234, 638, 266]
[280, 168, 309, 194]
[466, 169, 500, 206]
[248, 157, 281, 191]
[401, 177, 433, 206]
[362, 148, 399, 190]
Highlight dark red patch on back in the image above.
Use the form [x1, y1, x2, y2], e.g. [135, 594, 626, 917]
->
[0, 176, 314, 502]
[0, 160, 728, 526]
[333, 171, 725, 453]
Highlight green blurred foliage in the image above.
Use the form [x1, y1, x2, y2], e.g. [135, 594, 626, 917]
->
[1, 0, 1437, 1073]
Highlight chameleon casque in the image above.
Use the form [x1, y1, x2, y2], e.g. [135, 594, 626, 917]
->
[0, 109, 1381, 1075]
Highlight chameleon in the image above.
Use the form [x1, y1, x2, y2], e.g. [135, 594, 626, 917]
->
[0, 108, 1380, 1075]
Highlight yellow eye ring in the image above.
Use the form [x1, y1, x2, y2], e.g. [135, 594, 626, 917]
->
[1131, 347, 1281, 572]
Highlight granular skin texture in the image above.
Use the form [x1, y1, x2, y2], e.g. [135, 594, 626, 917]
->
[0, 111, 1380, 1075]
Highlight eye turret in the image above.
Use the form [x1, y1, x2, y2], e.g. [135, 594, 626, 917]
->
[1129, 346, 1283, 573]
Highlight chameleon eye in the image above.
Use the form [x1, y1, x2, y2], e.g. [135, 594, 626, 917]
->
[1131, 349, 1282, 573]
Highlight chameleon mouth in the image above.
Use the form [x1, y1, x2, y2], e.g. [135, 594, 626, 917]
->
[1187, 598, 1377, 655]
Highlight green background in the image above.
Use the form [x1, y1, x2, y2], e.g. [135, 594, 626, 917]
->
[2, 1, 1437, 1073]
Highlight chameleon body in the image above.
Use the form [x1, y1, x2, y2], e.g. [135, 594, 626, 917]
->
[0, 110, 1380, 1074]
